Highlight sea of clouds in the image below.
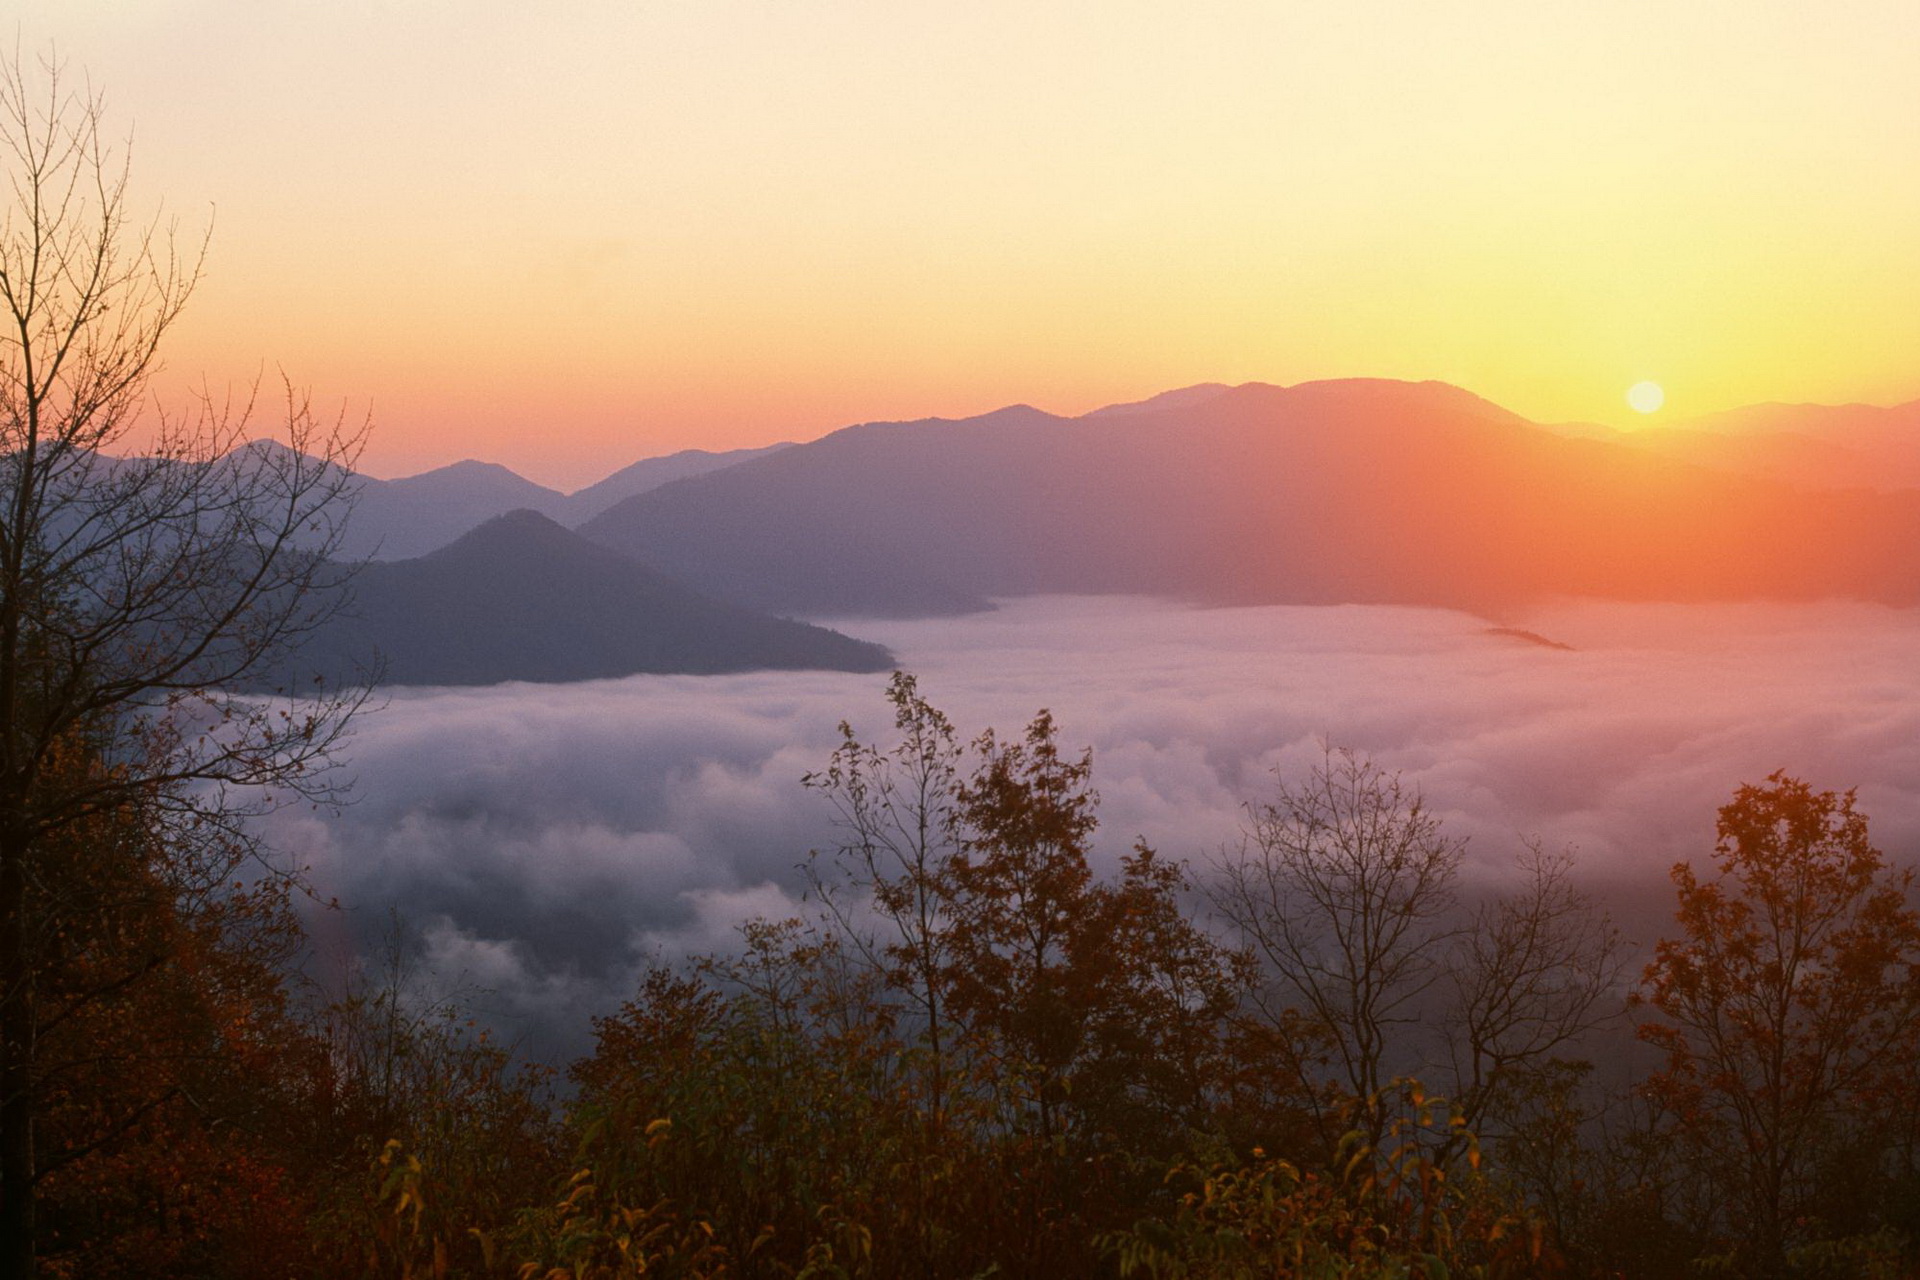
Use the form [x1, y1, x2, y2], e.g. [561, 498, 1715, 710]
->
[257, 596, 1920, 1061]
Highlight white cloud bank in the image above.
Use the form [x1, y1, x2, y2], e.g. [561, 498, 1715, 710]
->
[258, 596, 1920, 1059]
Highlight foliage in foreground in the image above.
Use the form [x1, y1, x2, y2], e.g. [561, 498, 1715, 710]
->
[19, 675, 1920, 1280]
[1102, 1086, 1552, 1280]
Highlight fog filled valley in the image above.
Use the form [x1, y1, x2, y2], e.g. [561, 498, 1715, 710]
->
[271, 594, 1920, 1066]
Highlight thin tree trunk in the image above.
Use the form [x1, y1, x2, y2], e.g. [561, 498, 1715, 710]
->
[0, 824, 36, 1280]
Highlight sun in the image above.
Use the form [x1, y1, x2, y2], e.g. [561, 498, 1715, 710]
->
[1627, 381, 1665, 414]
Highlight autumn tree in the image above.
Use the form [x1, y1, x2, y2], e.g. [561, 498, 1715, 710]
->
[936, 712, 1242, 1267]
[27, 738, 317, 1279]
[1073, 843, 1242, 1161]
[808, 682, 1240, 1151]
[564, 929, 961, 1279]
[577, 678, 1238, 1277]
[1637, 772, 1920, 1274]
[298, 944, 562, 1279]
[942, 710, 1101, 1147]
[0, 53, 364, 1275]
[946, 714, 1240, 1148]
[1102, 1086, 1560, 1280]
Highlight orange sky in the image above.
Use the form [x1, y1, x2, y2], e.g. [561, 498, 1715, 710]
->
[17, 1, 1920, 489]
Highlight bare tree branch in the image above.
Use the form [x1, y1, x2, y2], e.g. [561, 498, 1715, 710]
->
[0, 49, 370, 1276]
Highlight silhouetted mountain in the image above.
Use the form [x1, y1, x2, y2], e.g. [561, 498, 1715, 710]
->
[1595, 400, 1920, 492]
[243, 510, 892, 689]
[578, 379, 1920, 617]
[1087, 383, 1232, 418]
[225, 442, 789, 560]
[557, 444, 792, 523]
[340, 460, 570, 559]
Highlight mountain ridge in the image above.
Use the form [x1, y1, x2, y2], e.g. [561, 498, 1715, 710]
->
[240, 510, 894, 689]
[218, 380, 1920, 562]
[576, 377, 1920, 618]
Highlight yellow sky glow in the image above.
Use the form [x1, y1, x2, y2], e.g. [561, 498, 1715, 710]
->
[17, 0, 1920, 487]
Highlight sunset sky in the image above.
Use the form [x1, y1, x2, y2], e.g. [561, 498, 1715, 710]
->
[18, 0, 1920, 488]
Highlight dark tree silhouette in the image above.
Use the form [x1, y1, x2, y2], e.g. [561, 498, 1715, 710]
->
[1637, 772, 1920, 1274]
[803, 670, 967, 1124]
[1212, 749, 1621, 1157]
[0, 52, 365, 1276]
[1210, 748, 1466, 1146]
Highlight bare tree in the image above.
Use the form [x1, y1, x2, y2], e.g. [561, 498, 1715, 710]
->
[1443, 843, 1624, 1140]
[1212, 749, 1625, 1164]
[0, 52, 366, 1276]
[1211, 747, 1465, 1145]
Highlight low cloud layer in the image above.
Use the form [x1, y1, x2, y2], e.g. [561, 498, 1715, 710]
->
[258, 596, 1920, 1060]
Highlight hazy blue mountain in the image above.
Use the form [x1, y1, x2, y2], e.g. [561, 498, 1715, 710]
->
[340, 460, 571, 559]
[557, 443, 792, 523]
[240, 442, 788, 560]
[577, 378, 1920, 618]
[243, 510, 893, 689]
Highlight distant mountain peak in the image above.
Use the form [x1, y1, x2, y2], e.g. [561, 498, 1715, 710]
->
[1089, 383, 1233, 418]
[1086, 377, 1525, 426]
[425, 506, 582, 560]
[601, 444, 795, 472]
[1268, 377, 1527, 419]
[245, 499, 895, 689]
[222, 437, 337, 469]
[557, 442, 795, 523]
[476, 506, 565, 532]
[968, 403, 1059, 426]
[227, 437, 300, 457]
[435, 458, 524, 476]
[387, 458, 555, 490]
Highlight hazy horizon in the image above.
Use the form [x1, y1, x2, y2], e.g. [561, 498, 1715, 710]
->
[265, 375, 1920, 489]
[18, 2, 1920, 487]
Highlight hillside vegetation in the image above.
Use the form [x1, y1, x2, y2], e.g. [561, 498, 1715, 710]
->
[36, 676, 1920, 1279]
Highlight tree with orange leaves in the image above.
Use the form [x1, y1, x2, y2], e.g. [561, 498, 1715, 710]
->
[23, 728, 317, 1279]
[1636, 772, 1920, 1273]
